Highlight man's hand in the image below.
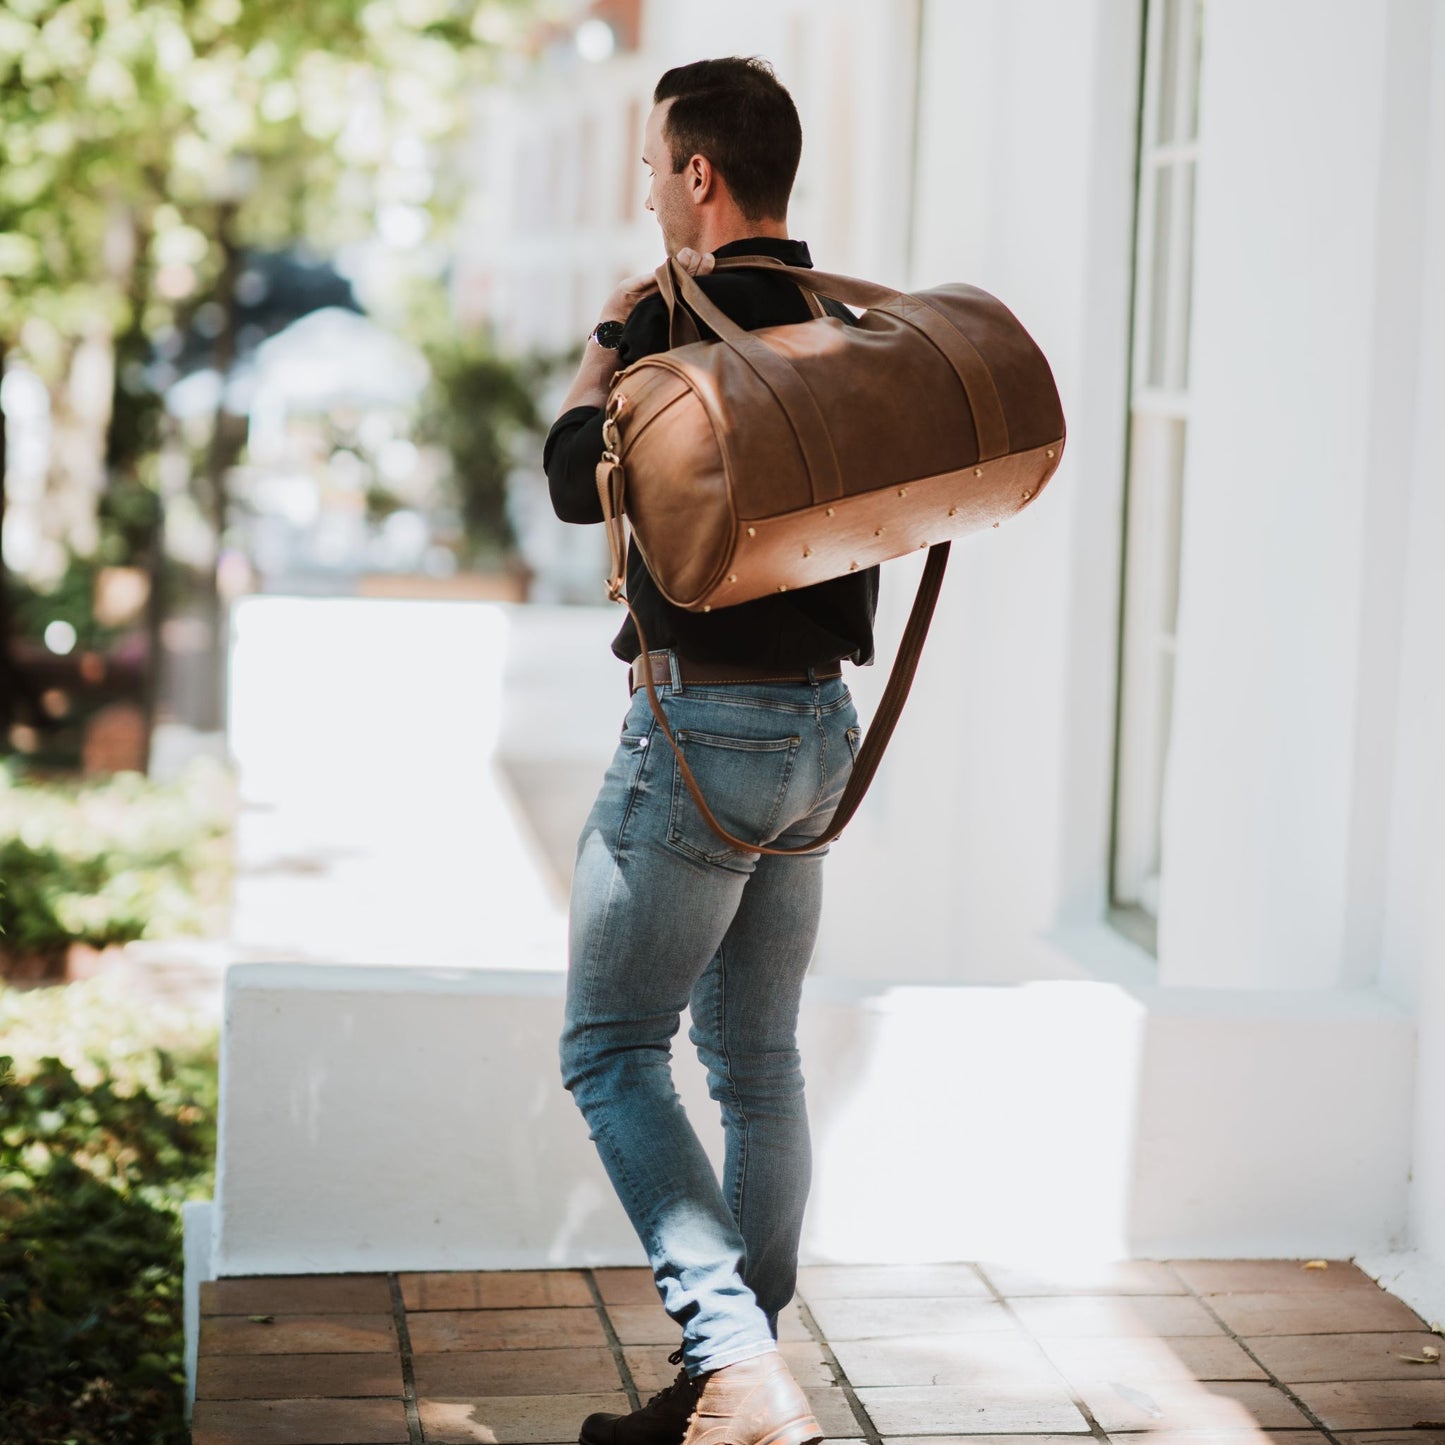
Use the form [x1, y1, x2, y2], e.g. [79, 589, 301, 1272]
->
[597, 247, 716, 326]
[555, 249, 716, 419]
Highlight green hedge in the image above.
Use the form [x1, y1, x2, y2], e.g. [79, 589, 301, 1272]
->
[0, 760, 229, 1439]
[0, 977, 218, 1445]
[0, 756, 234, 973]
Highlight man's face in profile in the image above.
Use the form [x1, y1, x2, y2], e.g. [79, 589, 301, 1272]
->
[642, 97, 699, 257]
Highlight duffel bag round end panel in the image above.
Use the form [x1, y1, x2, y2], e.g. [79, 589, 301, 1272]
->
[609, 359, 739, 608]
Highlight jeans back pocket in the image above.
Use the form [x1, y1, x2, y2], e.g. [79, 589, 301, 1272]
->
[666, 727, 802, 870]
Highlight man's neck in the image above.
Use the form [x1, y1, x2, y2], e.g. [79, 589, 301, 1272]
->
[691, 215, 789, 255]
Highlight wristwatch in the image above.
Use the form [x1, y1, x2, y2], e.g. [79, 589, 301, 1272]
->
[590, 320, 625, 350]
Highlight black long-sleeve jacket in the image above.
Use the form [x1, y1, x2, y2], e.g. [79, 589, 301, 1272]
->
[542, 235, 879, 667]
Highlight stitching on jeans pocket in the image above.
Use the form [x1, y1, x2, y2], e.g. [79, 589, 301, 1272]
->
[666, 728, 801, 871]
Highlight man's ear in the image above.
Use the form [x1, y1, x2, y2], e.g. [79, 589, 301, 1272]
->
[687, 153, 715, 206]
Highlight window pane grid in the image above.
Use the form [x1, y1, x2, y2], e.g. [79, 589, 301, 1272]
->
[1112, 0, 1205, 924]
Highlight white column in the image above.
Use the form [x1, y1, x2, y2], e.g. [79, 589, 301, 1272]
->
[1381, 0, 1445, 1282]
[1157, 2, 1427, 990]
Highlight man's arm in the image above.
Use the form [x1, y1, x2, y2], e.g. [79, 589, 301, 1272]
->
[544, 249, 711, 524]
[551, 247, 712, 415]
[544, 406, 609, 524]
[543, 298, 675, 524]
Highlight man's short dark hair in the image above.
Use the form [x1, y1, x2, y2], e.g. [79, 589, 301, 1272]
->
[653, 57, 802, 223]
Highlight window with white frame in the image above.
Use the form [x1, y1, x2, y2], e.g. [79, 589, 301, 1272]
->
[1111, 0, 1204, 930]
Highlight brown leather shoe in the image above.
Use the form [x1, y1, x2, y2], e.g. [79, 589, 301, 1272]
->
[679, 1350, 823, 1445]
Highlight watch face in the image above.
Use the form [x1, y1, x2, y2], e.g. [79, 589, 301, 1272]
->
[593, 321, 625, 349]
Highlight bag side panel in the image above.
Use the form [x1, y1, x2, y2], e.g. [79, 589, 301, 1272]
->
[657, 286, 1062, 523]
[655, 349, 815, 518]
[736, 311, 980, 517]
[916, 285, 1066, 452]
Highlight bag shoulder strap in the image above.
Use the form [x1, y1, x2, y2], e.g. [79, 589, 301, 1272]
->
[623, 545, 949, 857]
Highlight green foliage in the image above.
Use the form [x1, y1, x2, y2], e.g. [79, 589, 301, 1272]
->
[96, 472, 165, 570]
[0, 755, 235, 965]
[0, 0, 536, 345]
[0, 0, 542, 641]
[0, 839, 126, 963]
[415, 334, 546, 561]
[4, 548, 127, 654]
[0, 975, 219, 1445]
[3, 480, 166, 652]
[364, 480, 406, 526]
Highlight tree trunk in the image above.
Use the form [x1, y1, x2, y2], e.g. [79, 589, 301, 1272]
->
[0, 339, 54, 740]
[197, 201, 245, 732]
[103, 200, 164, 772]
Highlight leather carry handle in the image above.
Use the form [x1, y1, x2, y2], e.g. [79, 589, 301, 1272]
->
[658, 258, 846, 503]
[666, 253, 905, 313]
[594, 440, 950, 857]
[657, 257, 825, 348]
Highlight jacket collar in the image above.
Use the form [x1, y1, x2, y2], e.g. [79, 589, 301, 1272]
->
[709, 235, 814, 268]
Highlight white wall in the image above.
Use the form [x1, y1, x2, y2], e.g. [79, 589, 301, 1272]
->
[199, 962, 1413, 1280]
[1361, 0, 1445, 1326]
[1142, 0, 1444, 1320]
[1396, 0, 1445, 1285]
[817, 0, 1142, 981]
[1159, 3, 1419, 993]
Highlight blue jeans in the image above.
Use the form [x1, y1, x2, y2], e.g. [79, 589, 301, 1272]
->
[559, 658, 860, 1380]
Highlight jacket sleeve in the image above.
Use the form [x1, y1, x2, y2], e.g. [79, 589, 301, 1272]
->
[543, 405, 607, 524]
[542, 295, 671, 525]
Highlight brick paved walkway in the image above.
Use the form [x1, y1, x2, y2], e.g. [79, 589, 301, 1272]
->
[191, 1260, 1445, 1444]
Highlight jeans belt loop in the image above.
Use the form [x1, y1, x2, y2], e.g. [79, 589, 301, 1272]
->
[667, 649, 682, 692]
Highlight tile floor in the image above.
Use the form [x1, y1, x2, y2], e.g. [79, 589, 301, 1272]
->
[191, 1259, 1445, 1445]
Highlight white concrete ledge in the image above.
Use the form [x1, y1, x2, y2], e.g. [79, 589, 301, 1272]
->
[203, 959, 1415, 1279]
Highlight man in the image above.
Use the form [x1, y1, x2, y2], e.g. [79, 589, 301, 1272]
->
[544, 56, 879, 1445]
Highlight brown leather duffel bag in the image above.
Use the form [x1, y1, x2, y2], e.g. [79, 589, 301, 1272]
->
[595, 252, 1066, 857]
